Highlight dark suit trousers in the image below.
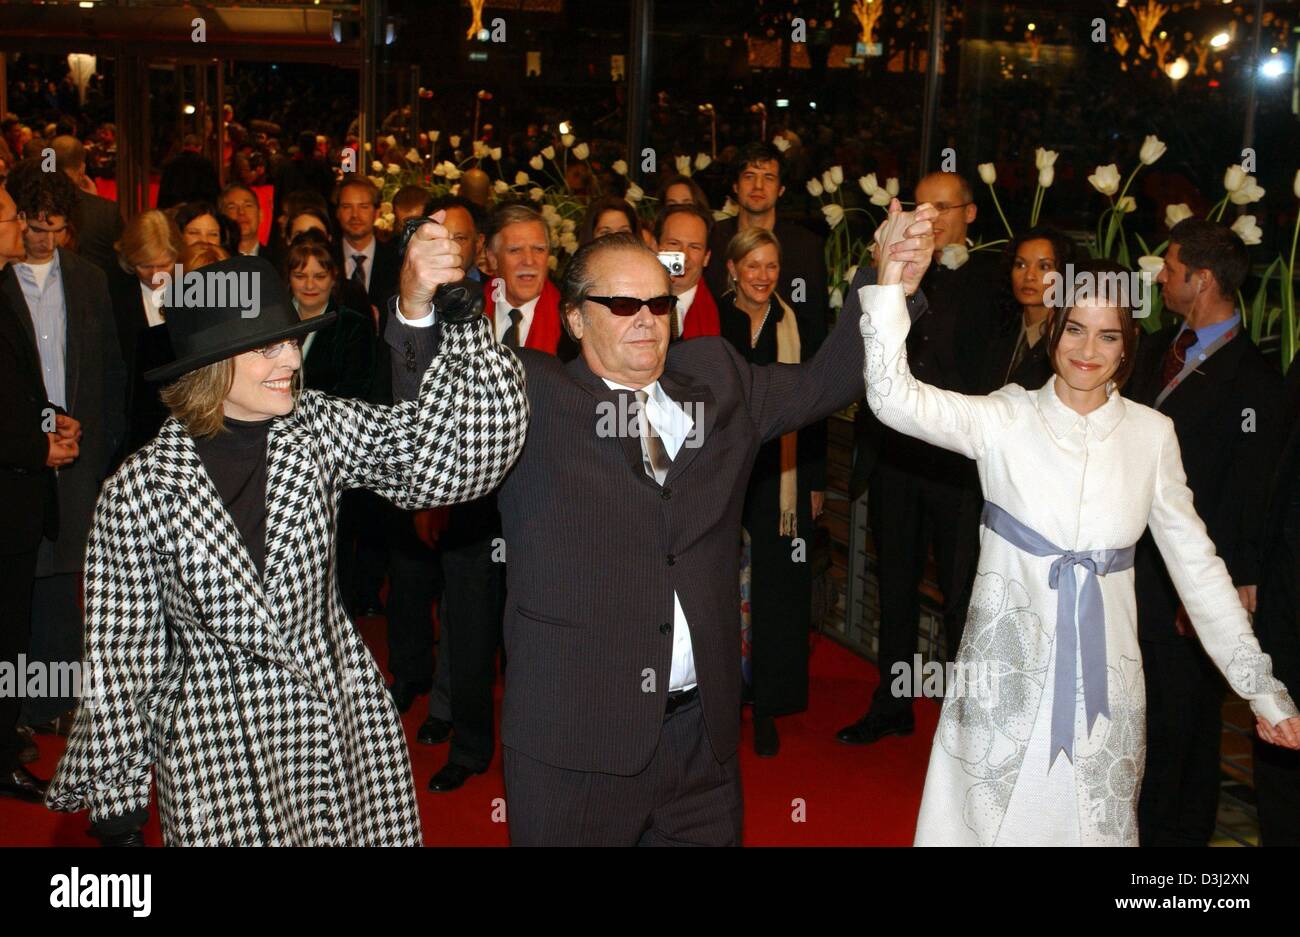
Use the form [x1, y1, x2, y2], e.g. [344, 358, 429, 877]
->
[0, 549, 38, 771]
[440, 499, 504, 772]
[504, 694, 743, 845]
[1253, 737, 1300, 846]
[19, 569, 82, 726]
[385, 513, 443, 687]
[1137, 636, 1225, 846]
[867, 464, 980, 716]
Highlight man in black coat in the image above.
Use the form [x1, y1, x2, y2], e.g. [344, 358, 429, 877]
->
[0, 184, 79, 800]
[2, 160, 126, 731]
[389, 206, 937, 844]
[156, 134, 220, 210]
[839, 171, 1000, 746]
[1125, 219, 1286, 846]
[51, 135, 124, 279]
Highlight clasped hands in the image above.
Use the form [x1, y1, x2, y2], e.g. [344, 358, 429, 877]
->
[46, 413, 81, 469]
[874, 198, 938, 297]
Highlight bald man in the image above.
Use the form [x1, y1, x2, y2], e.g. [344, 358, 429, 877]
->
[840, 170, 1004, 746]
[51, 135, 124, 279]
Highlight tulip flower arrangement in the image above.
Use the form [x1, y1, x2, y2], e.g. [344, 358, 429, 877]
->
[804, 166, 898, 310]
[1087, 134, 1167, 266]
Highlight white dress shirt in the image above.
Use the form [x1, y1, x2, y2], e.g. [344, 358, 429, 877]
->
[493, 291, 540, 346]
[139, 280, 166, 328]
[344, 236, 377, 292]
[675, 282, 699, 337]
[602, 377, 698, 692]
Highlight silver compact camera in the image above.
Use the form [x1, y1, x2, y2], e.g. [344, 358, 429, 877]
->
[656, 251, 686, 277]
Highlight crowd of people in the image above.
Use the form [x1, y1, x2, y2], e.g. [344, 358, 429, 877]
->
[2, 124, 1300, 846]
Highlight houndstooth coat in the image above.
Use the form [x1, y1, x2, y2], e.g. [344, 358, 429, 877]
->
[46, 317, 527, 845]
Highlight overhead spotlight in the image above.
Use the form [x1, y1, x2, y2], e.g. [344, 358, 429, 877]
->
[1165, 56, 1190, 81]
[1260, 57, 1286, 79]
[775, 98, 789, 108]
[1210, 32, 1230, 49]
[1027, 23, 1036, 32]
[183, 104, 196, 115]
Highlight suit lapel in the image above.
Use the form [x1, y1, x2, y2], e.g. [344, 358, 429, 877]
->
[58, 252, 82, 411]
[657, 370, 714, 483]
[1158, 331, 1246, 414]
[0, 266, 38, 359]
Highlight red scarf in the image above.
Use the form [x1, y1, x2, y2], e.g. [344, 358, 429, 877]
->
[680, 279, 721, 339]
[483, 278, 564, 355]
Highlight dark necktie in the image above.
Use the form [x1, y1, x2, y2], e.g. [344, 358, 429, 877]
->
[635, 389, 673, 484]
[1161, 328, 1197, 387]
[502, 307, 523, 348]
[351, 254, 367, 289]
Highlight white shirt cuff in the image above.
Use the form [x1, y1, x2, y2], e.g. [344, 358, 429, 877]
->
[395, 297, 436, 328]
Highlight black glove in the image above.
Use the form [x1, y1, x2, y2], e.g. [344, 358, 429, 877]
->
[96, 828, 146, 847]
[90, 807, 150, 846]
[397, 217, 484, 325]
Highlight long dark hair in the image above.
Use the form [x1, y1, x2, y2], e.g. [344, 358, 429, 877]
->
[996, 225, 1078, 333]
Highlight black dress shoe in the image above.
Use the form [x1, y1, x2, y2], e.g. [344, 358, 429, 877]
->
[836, 710, 914, 745]
[0, 765, 50, 803]
[417, 716, 452, 745]
[18, 741, 38, 764]
[388, 679, 432, 715]
[753, 715, 780, 757]
[427, 762, 484, 793]
[29, 712, 76, 737]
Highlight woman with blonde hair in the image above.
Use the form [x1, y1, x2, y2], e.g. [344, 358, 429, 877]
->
[46, 242, 528, 845]
[110, 209, 185, 460]
[719, 226, 827, 758]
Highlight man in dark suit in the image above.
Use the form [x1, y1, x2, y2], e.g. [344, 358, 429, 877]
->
[0, 183, 79, 800]
[704, 142, 826, 336]
[219, 182, 267, 257]
[1126, 219, 1285, 846]
[51, 135, 124, 280]
[156, 134, 220, 210]
[388, 205, 937, 844]
[839, 171, 1000, 746]
[2, 159, 126, 732]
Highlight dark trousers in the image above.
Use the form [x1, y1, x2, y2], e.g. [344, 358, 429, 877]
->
[1137, 637, 1225, 846]
[867, 464, 980, 717]
[19, 570, 82, 726]
[1253, 736, 1300, 846]
[339, 490, 390, 610]
[748, 526, 811, 718]
[384, 512, 443, 687]
[503, 695, 743, 846]
[0, 549, 38, 771]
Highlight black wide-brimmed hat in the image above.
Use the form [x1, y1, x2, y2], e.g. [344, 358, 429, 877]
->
[144, 255, 337, 383]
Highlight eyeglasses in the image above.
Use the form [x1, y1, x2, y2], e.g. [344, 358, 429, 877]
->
[252, 338, 301, 359]
[585, 295, 677, 317]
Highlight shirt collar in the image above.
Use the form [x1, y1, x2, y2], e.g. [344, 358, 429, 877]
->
[16, 249, 60, 281]
[1177, 311, 1240, 346]
[496, 292, 541, 320]
[1034, 376, 1126, 441]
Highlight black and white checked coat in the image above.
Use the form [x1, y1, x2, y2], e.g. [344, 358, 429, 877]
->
[46, 317, 527, 845]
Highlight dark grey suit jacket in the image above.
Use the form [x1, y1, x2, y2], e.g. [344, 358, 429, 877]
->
[1, 250, 126, 572]
[71, 188, 125, 279]
[387, 271, 914, 775]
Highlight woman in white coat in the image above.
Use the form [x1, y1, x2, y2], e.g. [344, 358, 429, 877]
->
[862, 201, 1300, 846]
[47, 227, 528, 846]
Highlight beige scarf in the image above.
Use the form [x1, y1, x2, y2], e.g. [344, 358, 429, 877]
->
[753, 295, 801, 537]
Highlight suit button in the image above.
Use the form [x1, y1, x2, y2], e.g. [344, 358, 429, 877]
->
[659, 622, 671, 635]
[661, 487, 672, 501]
[666, 554, 676, 566]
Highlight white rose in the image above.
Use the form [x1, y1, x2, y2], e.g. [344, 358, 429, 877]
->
[1224, 164, 1247, 193]
[1137, 255, 1166, 275]
[541, 145, 556, 160]
[529, 186, 544, 202]
[675, 154, 692, 177]
[859, 173, 880, 196]
[572, 143, 589, 161]
[1116, 196, 1136, 213]
[1229, 176, 1265, 205]
[939, 243, 970, 270]
[529, 155, 544, 171]
[1034, 148, 1059, 171]
[1230, 214, 1263, 246]
[625, 182, 644, 203]
[695, 153, 711, 172]
[1088, 164, 1121, 196]
[1164, 203, 1194, 228]
[613, 159, 628, 176]
[493, 180, 509, 194]
[1139, 134, 1167, 166]
[821, 203, 845, 229]
[515, 171, 530, 186]
[1038, 166, 1055, 188]
[830, 165, 844, 186]
[978, 163, 997, 185]
[806, 178, 824, 197]
[561, 134, 575, 148]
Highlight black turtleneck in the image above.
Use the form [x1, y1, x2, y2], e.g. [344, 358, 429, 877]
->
[193, 417, 271, 578]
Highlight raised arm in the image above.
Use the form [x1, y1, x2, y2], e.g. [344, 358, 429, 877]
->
[1147, 421, 1300, 741]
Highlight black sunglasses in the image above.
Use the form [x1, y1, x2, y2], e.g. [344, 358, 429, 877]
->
[585, 294, 677, 317]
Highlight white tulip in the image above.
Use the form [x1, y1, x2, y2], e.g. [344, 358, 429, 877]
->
[405, 148, 421, 164]
[720, 197, 739, 217]
[491, 147, 502, 161]
[1137, 255, 1166, 275]
[368, 176, 386, 190]
[830, 165, 844, 186]
[939, 244, 969, 270]
[1224, 164, 1247, 193]
[822, 204, 845, 229]
[829, 287, 844, 310]
[859, 173, 880, 196]
[1038, 166, 1055, 188]
[572, 143, 589, 161]
[1231, 214, 1263, 246]
[561, 134, 575, 148]
[1088, 164, 1121, 196]
[540, 204, 560, 222]
[429, 130, 440, 143]
[529, 155, 544, 171]
[493, 180, 509, 195]
[1294, 169, 1300, 200]
[541, 145, 555, 160]
[472, 140, 489, 159]
[1139, 134, 1167, 166]
[806, 178, 824, 197]
[821, 170, 837, 194]
[1229, 177, 1265, 205]
[560, 232, 579, 253]
[695, 153, 711, 172]
[772, 136, 791, 153]
[529, 187, 545, 202]
[978, 163, 997, 185]
[675, 154, 692, 177]
[613, 160, 628, 176]
[1116, 196, 1136, 213]
[870, 188, 893, 207]
[547, 254, 559, 271]
[380, 201, 394, 216]
[1164, 203, 1194, 228]
[625, 182, 644, 203]
[515, 171, 529, 185]
[371, 160, 383, 172]
[885, 177, 900, 197]
[561, 218, 576, 234]
[846, 265, 860, 285]
[442, 162, 462, 181]
[1034, 148, 1059, 171]
[386, 164, 401, 175]
[385, 135, 397, 149]
[449, 183, 460, 195]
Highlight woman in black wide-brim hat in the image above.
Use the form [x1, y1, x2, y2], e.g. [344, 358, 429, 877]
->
[45, 252, 528, 845]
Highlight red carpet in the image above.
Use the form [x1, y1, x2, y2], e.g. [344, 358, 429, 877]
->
[1, 623, 938, 846]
